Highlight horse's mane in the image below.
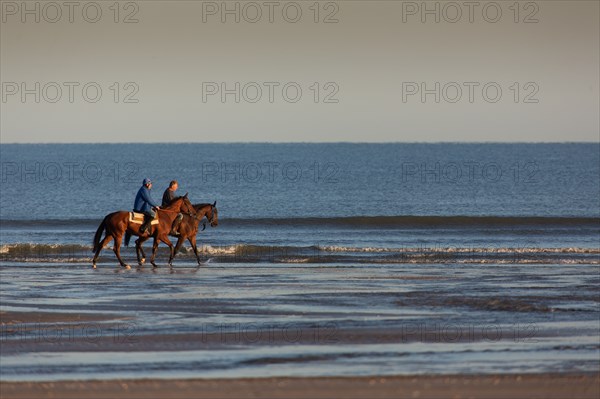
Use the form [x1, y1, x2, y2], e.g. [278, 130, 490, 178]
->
[193, 203, 213, 209]
[162, 196, 187, 210]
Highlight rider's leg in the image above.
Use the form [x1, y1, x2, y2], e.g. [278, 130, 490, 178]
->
[140, 210, 155, 234]
[170, 213, 183, 236]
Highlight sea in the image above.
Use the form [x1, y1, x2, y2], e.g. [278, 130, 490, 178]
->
[0, 143, 599, 381]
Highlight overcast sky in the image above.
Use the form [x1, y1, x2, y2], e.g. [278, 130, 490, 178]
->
[1, 1, 598, 142]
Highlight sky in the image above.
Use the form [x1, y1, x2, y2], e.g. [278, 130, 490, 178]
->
[1, 0, 599, 143]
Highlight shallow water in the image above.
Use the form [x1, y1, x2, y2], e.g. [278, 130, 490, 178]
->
[1, 261, 598, 381]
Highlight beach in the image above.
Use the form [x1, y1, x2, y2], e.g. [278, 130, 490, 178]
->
[2, 302, 599, 399]
[1, 259, 599, 398]
[3, 374, 598, 399]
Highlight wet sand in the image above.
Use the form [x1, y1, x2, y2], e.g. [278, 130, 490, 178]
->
[0, 310, 127, 325]
[2, 374, 598, 399]
[0, 309, 587, 355]
[2, 262, 599, 397]
[2, 309, 599, 399]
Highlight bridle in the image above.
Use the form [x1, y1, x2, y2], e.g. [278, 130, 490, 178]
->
[195, 204, 217, 231]
[207, 206, 216, 225]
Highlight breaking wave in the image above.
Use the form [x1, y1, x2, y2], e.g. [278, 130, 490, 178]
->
[1, 243, 598, 264]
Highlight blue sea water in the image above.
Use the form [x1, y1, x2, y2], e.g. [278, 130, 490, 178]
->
[1, 143, 599, 220]
[0, 143, 598, 263]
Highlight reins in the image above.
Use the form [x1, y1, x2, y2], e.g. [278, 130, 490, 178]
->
[158, 197, 197, 217]
[160, 202, 214, 227]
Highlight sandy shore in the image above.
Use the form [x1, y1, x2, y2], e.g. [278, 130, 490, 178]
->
[2, 374, 598, 399]
[2, 265, 598, 399]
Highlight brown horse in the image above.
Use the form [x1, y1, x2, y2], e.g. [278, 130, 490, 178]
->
[92, 195, 196, 269]
[133, 201, 219, 266]
[173, 202, 219, 265]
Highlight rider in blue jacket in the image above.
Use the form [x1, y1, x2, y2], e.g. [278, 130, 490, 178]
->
[134, 178, 160, 234]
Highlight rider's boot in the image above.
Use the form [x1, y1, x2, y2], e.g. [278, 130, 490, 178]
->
[140, 215, 151, 235]
[170, 214, 183, 236]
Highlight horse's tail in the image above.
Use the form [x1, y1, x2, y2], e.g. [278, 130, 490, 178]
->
[92, 215, 108, 252]
[124, 231, 132, 247]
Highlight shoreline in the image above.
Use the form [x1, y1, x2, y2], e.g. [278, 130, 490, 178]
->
[2, 374, 598, 399]
[2, 263, 598, 397]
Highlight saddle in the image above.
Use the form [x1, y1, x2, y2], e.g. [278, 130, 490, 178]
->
[129, 212, 159, 225]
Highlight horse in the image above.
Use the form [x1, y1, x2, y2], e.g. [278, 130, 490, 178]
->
[92, 195, 196, 269]
[133, 201, 219, 266]
[173, 201, 219, 265]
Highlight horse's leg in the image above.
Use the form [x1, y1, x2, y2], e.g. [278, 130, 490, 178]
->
[173, 236, 186, 261]
[112, 234, 130, 269]
[158, 235, 175, 267]
[139, 238, 148, 261]
[135, 236, 150, 265]
[135, 237, 142, 264]
[188, 235, 202, 265]
[92, 235, 113, 269]
[150, 237, 159, 267]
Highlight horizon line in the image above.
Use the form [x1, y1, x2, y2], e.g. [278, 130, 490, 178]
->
[1, 141, 598, 145]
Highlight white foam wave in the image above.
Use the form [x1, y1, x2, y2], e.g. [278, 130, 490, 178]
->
[316, 245, 600, 254]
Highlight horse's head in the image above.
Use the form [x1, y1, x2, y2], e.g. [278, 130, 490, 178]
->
[208, 201, 218, 227]
[192, 201, 219, 229]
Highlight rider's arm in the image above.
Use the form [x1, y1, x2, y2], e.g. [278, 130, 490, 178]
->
[141, 189, 160, 208]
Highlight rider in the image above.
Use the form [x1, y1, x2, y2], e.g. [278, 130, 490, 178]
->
[162, 180, 183, 236]
[134, 178, 160, 234]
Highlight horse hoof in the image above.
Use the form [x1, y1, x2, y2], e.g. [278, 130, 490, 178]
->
[124, 265, 131, 270]
[140, 258, 146, 264]
[152, 263, 158, 268]
[92, 264, 97, 269]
